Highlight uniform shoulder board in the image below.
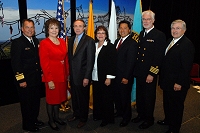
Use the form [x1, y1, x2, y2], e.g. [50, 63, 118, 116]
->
[131, 31, 139, 43]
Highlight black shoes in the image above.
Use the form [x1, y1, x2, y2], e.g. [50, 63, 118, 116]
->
[165, 129, 178, 133]
[48, 121, 59, 131]
[67, 116, 79, 122]
[138, 121, 154, 129]
[157, 120, 169, 125]
[93, 118, 101, 121]
[23, 127, 39, 132]
[54, 119, 66, 125]
[114, 112, 122, 117]
[131, 116, 144, 123]
[119, 120, 129, 127]
[100, 122, 108, 127]
[34, 120, 44, 126]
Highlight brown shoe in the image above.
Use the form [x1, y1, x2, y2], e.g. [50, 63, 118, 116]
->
[77, 121, 86, 128]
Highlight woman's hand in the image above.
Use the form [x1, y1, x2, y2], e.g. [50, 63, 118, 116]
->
[48, 81, 55, 89]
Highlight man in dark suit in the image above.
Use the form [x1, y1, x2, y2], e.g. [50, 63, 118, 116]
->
[11, 19, 43, 132]
[67, 19, 95, 128]
[113, 20, 138, 127]
[131, 10, 166, 129]
[158, 19, 195, 133]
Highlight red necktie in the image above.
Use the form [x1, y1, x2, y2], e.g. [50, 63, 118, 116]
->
[117, 39, 123, 50]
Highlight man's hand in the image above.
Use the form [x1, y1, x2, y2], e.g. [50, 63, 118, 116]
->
[174, 83, 182, 91]
[146, 74, 154, 83]
[20, 82, 27, 88]
[83, 78, 89, 87]
[121, 78, 128, 84]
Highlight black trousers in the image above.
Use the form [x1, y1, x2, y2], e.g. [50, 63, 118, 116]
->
[70, 81, 90, 122]
[17, 85, 41, 130]
[136, 76, 157, 122]
[163, 89, 188, 132]
[114, 79, 132, 122]
[93, 81, 114, 123]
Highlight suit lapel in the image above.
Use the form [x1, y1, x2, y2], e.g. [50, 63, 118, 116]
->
[117, 35, 131, 51]
[73, 34, 86, 56]
[166, 36, 184, 54]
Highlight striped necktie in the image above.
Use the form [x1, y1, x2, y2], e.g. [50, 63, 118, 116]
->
[73, 37, 78, 55]
[30, 39, 35, 47]
[166, 40, 174, 53]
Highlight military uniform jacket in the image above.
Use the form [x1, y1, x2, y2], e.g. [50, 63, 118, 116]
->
[11, 35, 41, 87]
[134, 28, 166, 78]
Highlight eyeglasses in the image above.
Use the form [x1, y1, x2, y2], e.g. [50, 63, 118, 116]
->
[171, 27, 182, 30]
[142, 18, 152, 21]
[97, 32, 106, 35]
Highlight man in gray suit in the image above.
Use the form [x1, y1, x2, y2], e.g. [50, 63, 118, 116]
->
[67, 19, 95, 128]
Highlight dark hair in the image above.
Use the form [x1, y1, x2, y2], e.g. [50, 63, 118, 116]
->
[94, 25, 110, 43]
[118, 20, 131, 29]
[73, 19, 86, 27]
[21, 19, 34, 27]
[44, 18, 61, 37]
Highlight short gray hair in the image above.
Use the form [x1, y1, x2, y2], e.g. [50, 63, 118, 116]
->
[171, 19, 186, 30]
[142, 10, 155, 20]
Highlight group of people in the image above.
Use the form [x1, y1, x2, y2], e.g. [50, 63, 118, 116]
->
[11, 9, 195, 133]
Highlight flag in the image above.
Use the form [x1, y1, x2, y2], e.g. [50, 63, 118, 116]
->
[131, 0, 142, 105]
[108, 0, 117, 44]
[87, 0, 95, 109]
[87, 0, 95, 39]
[132, 0, 142, 37]
[56, 0, 66, 39]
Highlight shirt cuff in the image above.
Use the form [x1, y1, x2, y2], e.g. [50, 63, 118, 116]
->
[106, 75, 116, 79]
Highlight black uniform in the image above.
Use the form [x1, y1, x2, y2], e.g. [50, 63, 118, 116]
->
[134, 28, 166, 122]
[11, 35, 42, 130]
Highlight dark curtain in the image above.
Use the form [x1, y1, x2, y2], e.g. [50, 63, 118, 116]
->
[142, 0, 200, 64]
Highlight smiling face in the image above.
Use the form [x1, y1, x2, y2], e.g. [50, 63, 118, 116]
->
[96, 29, 106, 43]
[73, 20, 85, 35]
[48, 24, 59, 38]
[22, 21, 35, 38]
[118, 23, 131, 38]
[171, 22, 186, 39]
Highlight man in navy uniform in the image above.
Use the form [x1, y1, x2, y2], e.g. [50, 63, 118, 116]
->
[132, 10, 166, 129]
[11, 19, 43, 132]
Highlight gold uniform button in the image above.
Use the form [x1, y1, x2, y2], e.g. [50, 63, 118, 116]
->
[139, 46, 140, 48]
[137, 58, 138, 60]
[138, 52, 139, 54]
[141, 60, 144, 62]
[36, 62, 38, 64]
[142, 54, 144, 56]
[144, 48, 146, 50]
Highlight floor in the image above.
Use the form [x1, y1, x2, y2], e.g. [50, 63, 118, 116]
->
[0, 85, 200, 133]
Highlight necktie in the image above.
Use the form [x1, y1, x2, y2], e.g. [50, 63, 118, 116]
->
[73, 37, 78, 55]
[30, 40, 35, 47]
[143, 32, 147, 37]
[166, 40, 174, 53]
[117, 39, 123, 50]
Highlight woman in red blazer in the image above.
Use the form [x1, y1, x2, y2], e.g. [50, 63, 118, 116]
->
[39, 18, 69, 130]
